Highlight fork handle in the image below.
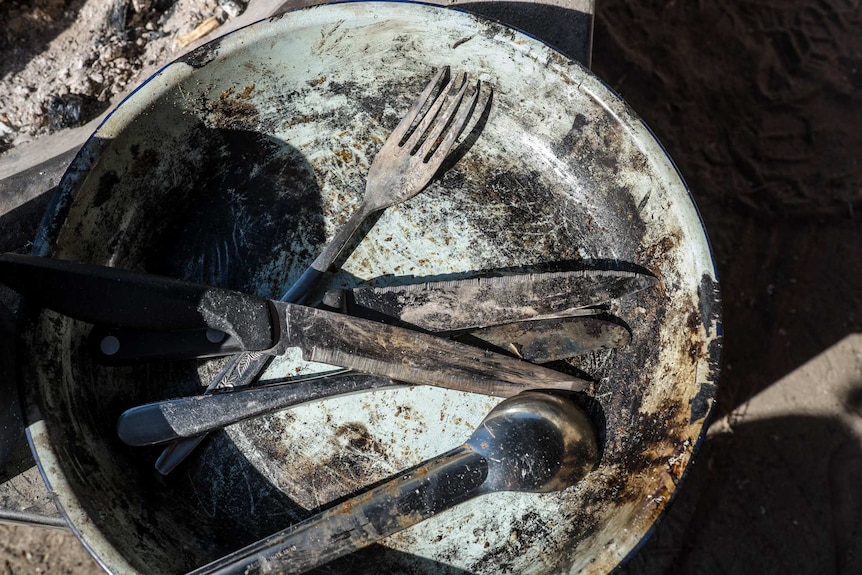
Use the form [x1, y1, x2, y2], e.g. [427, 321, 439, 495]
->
[280, 206, 372, 304]
[315, 206, 375, 270]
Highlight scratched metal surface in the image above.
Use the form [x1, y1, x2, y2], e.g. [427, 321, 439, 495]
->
[18, 3, 720, 574]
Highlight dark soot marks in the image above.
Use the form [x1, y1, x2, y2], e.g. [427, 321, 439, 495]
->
[128, 146, 161, 179]
[327, 79, 390, 121]
[553, 113, 590, 157]
[142, 123, 325, 294]
[689, 382, 717, 422]
[179, 36, 224, 68]
[208, 93, 260, 131]
[327, 421, 391, 473]
[699, 273, 722, 333]
[93, 170, 120, 208]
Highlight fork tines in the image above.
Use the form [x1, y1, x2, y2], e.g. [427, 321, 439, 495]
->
[393, 66, 484, 161]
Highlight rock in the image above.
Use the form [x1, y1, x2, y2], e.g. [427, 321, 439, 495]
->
[219, 0, 247, 19]
[43, 94, 107, 132]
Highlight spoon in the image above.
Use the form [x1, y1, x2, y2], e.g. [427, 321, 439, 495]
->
[189, 391, 599, 575]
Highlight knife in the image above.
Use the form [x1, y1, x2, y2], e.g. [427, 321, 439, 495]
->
[0, 253, 587, 397]
[327, 269, 654, 332]
[88, 312, 630, 364]
[117, 314, 629, 447]
[263, 300, 587, 397]
[86, 269, 654, 363]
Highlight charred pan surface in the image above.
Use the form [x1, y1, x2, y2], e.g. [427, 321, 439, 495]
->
[179, 36, 224, 69]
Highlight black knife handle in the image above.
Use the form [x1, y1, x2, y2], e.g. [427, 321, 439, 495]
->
[89, 326, 246, 364]
[0, 253, 274, 351]
[117, 374, 398, 446]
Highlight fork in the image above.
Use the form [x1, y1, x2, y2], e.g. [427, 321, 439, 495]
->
[154, 67, 485, 474]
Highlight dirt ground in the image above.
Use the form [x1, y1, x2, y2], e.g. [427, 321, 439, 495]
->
[594, 1, 862, 573]
[593, 0, 862, 412]
[0, 0, 861, 573]
[0, 523, 96, 574]
[0, 0, 227, 152]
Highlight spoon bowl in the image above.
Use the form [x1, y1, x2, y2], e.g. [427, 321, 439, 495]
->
[473, 391, 599, 493]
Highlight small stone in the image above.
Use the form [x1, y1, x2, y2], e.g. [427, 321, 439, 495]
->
[43, 93, 107, 132]
[99, 43, 125, 62]
[219, 0, 247, 19]
[132, 0, 151, 13]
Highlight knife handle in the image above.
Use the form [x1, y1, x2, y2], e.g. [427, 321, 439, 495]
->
[89, 326, 245, 364]
[0, 253, 275, 351]
[89, 315, 632, 365]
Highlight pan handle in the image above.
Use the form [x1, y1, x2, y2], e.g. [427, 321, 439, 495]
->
[0, 301, 23, 467]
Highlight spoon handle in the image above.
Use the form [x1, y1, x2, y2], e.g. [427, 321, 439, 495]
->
[190, 447, 486, 575]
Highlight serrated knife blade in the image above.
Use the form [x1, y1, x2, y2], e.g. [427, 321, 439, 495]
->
[325, 269, 656, 332]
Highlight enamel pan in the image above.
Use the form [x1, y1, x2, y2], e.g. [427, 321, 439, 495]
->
[20, 3, 721, 573]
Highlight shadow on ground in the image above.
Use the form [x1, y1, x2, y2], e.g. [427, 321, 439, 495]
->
[592, 2, 862, 573]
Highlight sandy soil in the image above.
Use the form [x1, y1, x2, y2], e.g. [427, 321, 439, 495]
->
[0, 523, 96, 573]
[0, 0, 860, 573]
[0, 0, 226, 152]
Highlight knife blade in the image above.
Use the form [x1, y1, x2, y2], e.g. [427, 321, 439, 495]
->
[267, 301, 588, 397]
[328, 269, 656, 332]
[458, 316, 631, 362]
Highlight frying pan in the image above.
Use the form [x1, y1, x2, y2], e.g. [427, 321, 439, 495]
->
[18, 3, 721, 573]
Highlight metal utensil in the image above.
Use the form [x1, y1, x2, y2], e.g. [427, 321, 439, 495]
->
[88, 269, 654, 362]
[463, 315, 630, 361]
[330, 269, 656, 332]
[260, 301, 587, 397]
[156, 67, 484, 474]
[117, 374, 397, 446]
[189, 391, 599, 575]
[118, 310, 626, 443]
